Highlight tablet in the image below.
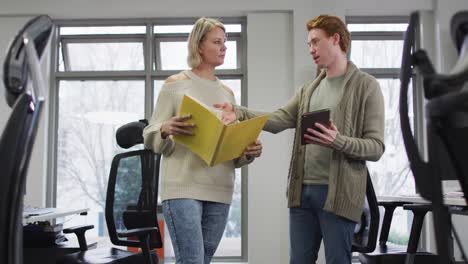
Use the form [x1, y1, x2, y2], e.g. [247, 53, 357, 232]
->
[301, 108, 330, 145]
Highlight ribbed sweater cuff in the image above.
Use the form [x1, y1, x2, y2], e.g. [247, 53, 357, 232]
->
[331, 134, 346, 151]
[143, 123, 175, 154]
[233, 104, 246, 121]
[234, 154, 254, 168]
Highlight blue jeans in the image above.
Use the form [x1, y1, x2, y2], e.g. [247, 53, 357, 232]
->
[162, 199, 230, 264]
[289, 185, 356, 264]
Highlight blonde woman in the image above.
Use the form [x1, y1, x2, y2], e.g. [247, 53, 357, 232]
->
[143, 17, 262, 264]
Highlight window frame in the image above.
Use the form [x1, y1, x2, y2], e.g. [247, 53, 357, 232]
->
[154, 32, 242, 71]
[347, 15, 419, 192]
[60, 34, 147, 72]
[47, 17, 248, 262]
[347, 16, 408, 78]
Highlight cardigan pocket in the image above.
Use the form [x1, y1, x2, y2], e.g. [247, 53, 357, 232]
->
[344, 156, 366, 170]
[342, 160, 367, 203]
[348, 159, 365, 170]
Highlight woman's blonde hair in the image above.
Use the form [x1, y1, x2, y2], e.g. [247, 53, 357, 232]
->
[187, 17, 225, 68]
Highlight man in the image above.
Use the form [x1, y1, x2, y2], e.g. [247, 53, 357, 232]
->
[215, 15, 385, 264]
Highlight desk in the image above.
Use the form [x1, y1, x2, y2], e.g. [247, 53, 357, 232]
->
[378, 195, 467, 207]
[24, 234, 98, 264]
[23, 208, 89, 224]
[23, 208, 95, 264]
[378, 194, 468, 263]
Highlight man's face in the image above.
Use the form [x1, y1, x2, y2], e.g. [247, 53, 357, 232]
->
[307, 28, 340, 68]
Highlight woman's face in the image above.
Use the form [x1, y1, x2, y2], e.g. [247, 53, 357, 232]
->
[199, 26, 227, 67]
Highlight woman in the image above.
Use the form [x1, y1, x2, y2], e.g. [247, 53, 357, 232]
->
[143, 17, 262, 264]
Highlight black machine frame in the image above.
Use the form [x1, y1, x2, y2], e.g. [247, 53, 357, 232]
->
[0, 15, 54, 264]
[400, 11, 468, 264]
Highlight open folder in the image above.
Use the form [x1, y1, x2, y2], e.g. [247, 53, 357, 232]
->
[174, 95, 269, 166]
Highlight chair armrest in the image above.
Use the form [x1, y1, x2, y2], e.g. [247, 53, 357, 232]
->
[63, 225, 94, 234]
[403, 203, 432, 212]
[402, 204, 432, 253]
[118, 227, 159, 264]
[378, 201, 408, 207]
[63, 225, 94, 251]
[377, 201, 413, 245]
[117, 227, 158, 238]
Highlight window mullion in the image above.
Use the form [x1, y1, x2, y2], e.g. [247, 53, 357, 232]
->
[153, 36, 162, 72]
[361, 68, 400, 78]
[350, 32, 404, 40]
[145, 21, 154, 120]
[346, 16, 409, 24]
[60, 34, 145, 41]
[56, 71, 146, 80]
[61, 40, 71, 72]
[60, 36, 145, 43]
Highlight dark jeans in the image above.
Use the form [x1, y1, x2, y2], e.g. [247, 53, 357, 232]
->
[289, 185, 356, 264]
[162, 199, 230, 264]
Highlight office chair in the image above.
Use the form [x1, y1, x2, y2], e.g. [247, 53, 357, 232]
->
[400, 11, 468, 264]
[358, 202, 438, 264]
[352, 170, 379, 254]
[352, 170, 437, 263]
[58, 119, 162, 264]
[0, 15, 54, 264]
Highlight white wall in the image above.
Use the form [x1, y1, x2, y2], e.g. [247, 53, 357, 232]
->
[0, 0, 432, 19]
[247, 12, 293, 264]
[0, 0, 446, 263]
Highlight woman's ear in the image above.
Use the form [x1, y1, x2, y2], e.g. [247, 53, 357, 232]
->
[198, 43, 204, 55]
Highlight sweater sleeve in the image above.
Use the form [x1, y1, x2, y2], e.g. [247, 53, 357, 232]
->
[233, 154, 255, 168]
[233, 86, 301, 134]
[143, 85, 177, 156]
[331, 80, 385, 161]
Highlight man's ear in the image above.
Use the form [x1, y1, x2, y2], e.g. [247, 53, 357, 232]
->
[332, 33, 341, 46]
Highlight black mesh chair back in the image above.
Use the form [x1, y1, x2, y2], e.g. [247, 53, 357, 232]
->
[0, 93, 43, 264]
[59, 120, 162, 264]
[352, 170, 379, 253]
[106, 149, 163, 249]
[106, 119, 162, 249]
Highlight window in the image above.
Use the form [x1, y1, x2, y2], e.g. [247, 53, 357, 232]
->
[51, 18, 247, 261]
[347, 16, 414, 246]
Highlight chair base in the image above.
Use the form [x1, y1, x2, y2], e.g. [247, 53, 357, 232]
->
[57, 247, 159, 264]
[359, 251, 439, 264]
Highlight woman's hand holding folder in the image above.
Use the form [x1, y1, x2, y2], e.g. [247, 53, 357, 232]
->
[160, 114, 196, 139]
[243, 140, 263, 159]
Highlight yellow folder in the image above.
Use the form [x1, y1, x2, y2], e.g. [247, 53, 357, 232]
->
[174, 95, 269, 166]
